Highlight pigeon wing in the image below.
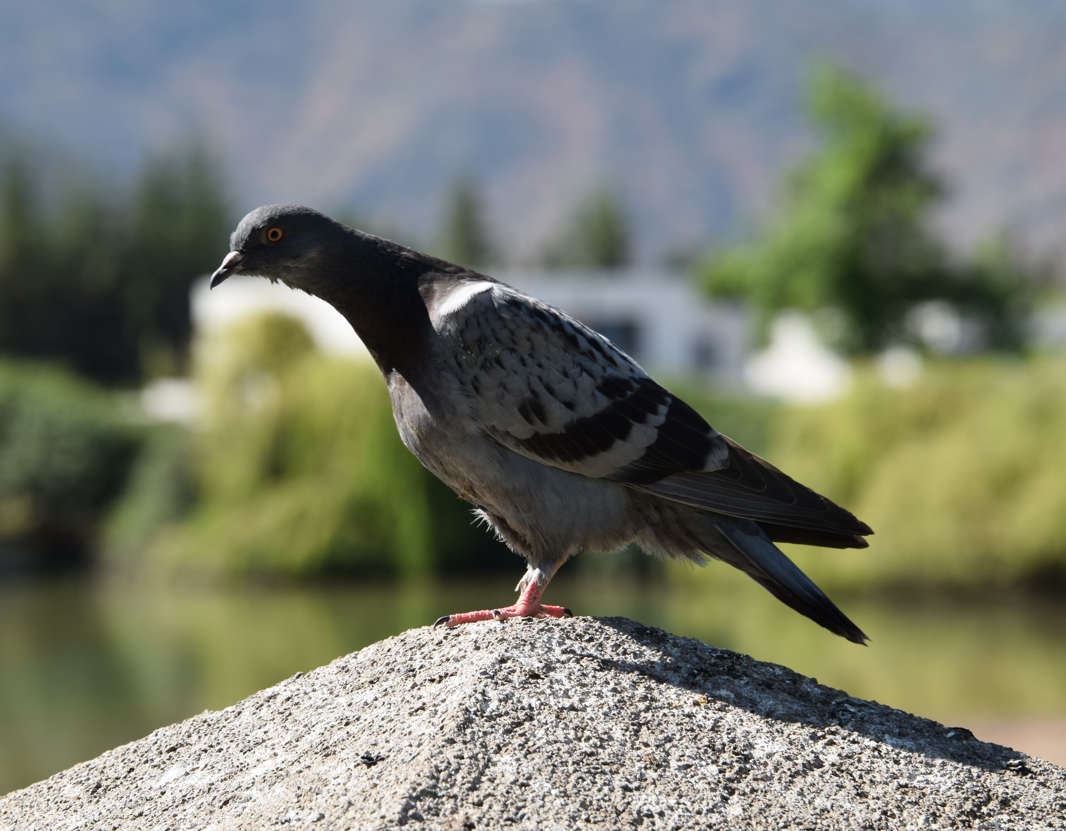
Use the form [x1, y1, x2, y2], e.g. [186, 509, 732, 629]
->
[633, 439, 872, 546]
[431, 280, 870, 546]
[432, 280, 731, 479]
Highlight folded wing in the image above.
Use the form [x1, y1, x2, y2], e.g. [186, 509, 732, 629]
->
[432, 279, 870, 548]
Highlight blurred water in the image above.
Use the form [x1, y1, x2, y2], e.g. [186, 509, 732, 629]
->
[1, 573, 1064, 796]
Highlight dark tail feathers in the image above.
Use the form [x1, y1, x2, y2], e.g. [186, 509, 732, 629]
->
[717, 518, 868, 644]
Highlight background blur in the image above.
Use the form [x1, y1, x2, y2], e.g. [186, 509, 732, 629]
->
[2, 0, 1066, 795]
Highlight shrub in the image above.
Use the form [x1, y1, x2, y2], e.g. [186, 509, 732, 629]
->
[0, 362, 142, 569]
[766, 358, 1066, 590]
[133, 313, 511, 580]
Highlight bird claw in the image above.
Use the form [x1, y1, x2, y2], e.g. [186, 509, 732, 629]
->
[434, 603, 571, 628]
[433, 578, 572, 628]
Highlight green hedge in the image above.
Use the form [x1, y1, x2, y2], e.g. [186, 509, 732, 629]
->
[127, 313, 512, 580]
[0, 362, 142, 568]
[764, 358, 1066, 590]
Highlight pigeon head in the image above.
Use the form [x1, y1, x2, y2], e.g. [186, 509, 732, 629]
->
[211, 204, 438, 378]
[210, 204, 353, 296]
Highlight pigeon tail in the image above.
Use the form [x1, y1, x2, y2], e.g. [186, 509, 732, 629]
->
[715, 518, 869, 644]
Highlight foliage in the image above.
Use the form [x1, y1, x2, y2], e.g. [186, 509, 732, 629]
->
[767, 358, 1066, 590]
[103, 425, 196, 568]
[435, 175, 495, 268]
[542, 186, 632, 269]
[0, 361, 143, 569]
[0, 141, 230, 384]
[122, 143, 232, 376]
[699, 64, 1035, 354]
[130, 313, 512, 580]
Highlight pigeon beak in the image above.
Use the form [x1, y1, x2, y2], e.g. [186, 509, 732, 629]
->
[210, 251, 245, 288]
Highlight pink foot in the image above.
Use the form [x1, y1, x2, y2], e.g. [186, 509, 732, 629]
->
[434, 580, 572, 628]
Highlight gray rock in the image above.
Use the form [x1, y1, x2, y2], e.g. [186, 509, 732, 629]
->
[1, 617, 1062, 830]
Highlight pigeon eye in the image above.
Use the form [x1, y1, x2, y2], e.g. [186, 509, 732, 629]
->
[265, 226, 284, 243]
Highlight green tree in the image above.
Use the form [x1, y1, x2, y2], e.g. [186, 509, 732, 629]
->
[543, 186, 631, 269]
[0, 160, 45, 355]
[435, 175, 495, 268]
[699, 64, 1032, 353]
[0, 156, 137, 381]
[0, 141, 231, 383]
[122, 141, 231, 376]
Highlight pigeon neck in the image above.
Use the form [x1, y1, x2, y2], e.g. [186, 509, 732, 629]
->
[315, 246, 434, 382]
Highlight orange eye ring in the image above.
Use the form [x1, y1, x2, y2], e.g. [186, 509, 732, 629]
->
[265, 226, 284, 243]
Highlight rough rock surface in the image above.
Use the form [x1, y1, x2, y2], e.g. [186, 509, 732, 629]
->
[1, 617, 1063, 830]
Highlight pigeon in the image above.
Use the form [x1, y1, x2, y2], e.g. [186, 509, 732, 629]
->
[210, 205, 873, 643]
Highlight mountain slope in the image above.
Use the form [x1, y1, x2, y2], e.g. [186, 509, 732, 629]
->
[1, 0, 1065, 262]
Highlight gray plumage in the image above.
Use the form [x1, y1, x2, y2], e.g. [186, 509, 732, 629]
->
[211, 205, 873, 643]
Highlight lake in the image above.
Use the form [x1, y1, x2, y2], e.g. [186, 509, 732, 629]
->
[1, 569, 1064, 795]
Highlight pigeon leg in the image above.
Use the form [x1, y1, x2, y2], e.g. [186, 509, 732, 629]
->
[434, 575, 572, 628]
